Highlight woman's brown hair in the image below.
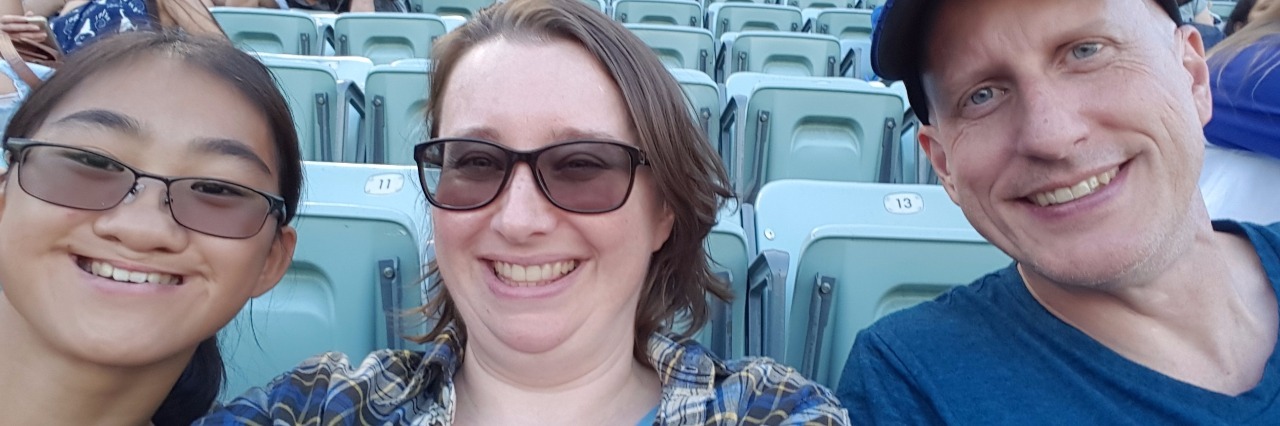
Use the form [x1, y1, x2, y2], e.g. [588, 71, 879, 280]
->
[417, 0, 733, 366]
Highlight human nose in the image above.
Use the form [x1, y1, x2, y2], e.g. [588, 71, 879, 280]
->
[91, 178, 188, 253]
[489, 163, 557, 243]
[1013, 81, 1090, 161]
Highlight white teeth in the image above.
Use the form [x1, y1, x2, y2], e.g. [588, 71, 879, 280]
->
[1030, 167, 1119, 207]
[86, 259, 179, 285]
[492, 260, 578, 287]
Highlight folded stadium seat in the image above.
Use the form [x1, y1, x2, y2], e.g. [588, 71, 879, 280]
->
[742, 180, 1008, 362]
[688, 201, 750, 359]
[257, 53, 369, 162]
[806, 7, 872, 41]
[706, 3, 803, 39]
[715, 31, 840, 82]
[719, 73, 905, 201]
[410, 0, 496, 18]
[780, 184, 1011, 387]
[612, 0, 704, 26]
[838, 38, 873, 81]
[220, 162, 431, 400]
[212, 7, 326, 55]
[626, 23, 716, 73]
[668, 68, 723, 158]
[784, 0, 849, 9]
[333, 13, 447, 65]
[361, 61, 430, 165]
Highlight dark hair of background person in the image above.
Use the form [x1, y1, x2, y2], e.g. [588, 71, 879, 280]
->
[3, 30, 302, 426]
[418, 0, 734, 367]
[1211, 0, 1280, 60]
[1225, 0, 1259, 36]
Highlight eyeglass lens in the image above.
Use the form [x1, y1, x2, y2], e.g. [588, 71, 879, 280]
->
[419, 140, 639, 213]
[15, 144, 275, 239]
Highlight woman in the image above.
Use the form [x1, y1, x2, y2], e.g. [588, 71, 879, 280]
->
[1199, 2, 1280, 223]
[198, 0, 848, 424]
[0, 30, 300, 425]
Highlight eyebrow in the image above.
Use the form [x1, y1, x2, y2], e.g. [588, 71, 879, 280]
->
[552, 127, 626, 143]
[51, 109, 143, 136]
[195, 138, 274, 175]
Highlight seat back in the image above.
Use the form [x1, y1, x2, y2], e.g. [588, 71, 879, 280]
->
[692, 202, 749, 358]
[613, 0, 704, 26]
[734, 74, 903, 198]
[724, 31, 839, 80]
[416, 0, 496, 18]
[708, 3, 803, 39]
[363, 62, 431, 165]
[811, 8, 872, 41]
[627, 24, 716, 73]
[260, 54, 368, 162]
[212, 8, 323, 55]
[782, 185, 1010, 386]
[786, 0, 849, 8]
[333, 13, 447, 65]
[669, 68, 722, 162]
[220, 195, 424, 400]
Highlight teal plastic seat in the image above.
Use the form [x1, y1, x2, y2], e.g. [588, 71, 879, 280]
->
[786, 0, 848, 8]
[717, 31, 840, 82]
[613, 0, 704, 26]
[691, 202, 749, 358]
[258, 54, 368, 162]
[212, 7, 324, 55]
[668, 68, 722, 160]
[333, 13, 447, 65]
[707, 3, 803, 39]
[721, 73, 905, 199]
[362, 61, 430, 165]
[627, 23, 715, 73]
[807, 8, 872, 41]
[1211, 1, 1236, 18]
[410, 0, 496, 18]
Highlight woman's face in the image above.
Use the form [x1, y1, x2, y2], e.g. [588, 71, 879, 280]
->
[1251, 0, 1276, 23]
[0, 56, 296, 367]
[431, 38, 674, 358]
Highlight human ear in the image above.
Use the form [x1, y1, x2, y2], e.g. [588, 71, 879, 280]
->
[251, 225, 297, 297]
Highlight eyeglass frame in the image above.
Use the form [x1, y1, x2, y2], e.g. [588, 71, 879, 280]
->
[413, 138, 652, 214]
[3, 138, 288, 239]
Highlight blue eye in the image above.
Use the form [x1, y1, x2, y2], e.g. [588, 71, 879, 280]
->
[968, 88, 996, 106]
[1071, 42, 1101, 59]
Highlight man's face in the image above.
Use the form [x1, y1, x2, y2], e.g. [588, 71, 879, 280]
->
[917, 0, 1213, 287]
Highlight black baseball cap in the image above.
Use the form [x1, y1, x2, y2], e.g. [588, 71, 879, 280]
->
[871, 0, 1184, 124]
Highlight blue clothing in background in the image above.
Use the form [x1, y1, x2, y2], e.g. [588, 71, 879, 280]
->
[0, 62, 53, 134]
[51, 0, 152, 55]
[837, 221, 1280, 424]
[1205, 34, 1280, 161]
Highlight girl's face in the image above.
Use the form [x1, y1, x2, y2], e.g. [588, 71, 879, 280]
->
[0, 56, 296, 368]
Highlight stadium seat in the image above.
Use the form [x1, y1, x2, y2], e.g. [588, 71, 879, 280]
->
[838, 38, 873, 81]
[720, 73, 905, 200]
[781, 195, 1011, 387]
[743, 180, 1007, 360]
[362, 61, 431, 165]
[707, 3, 803, 39]
[785, 0, 850, 8]
[805, 8, 872, 41]
[220, 162, 428, 399]
[333, 13, 447, 65]
[410, 0, 495, 18]
[258, 54, 367, 162]
[613, 0, 704, 26]
[692, 202, 749, 358]
[627, 23, 716, 73]
[668, 68, 722, 160]
[212, 8, 324, 55]
[1211, 1, 1236, 19]
[716, 31, 840, 82]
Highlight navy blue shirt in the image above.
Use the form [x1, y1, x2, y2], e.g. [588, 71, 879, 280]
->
[838, 221, 1280, 425]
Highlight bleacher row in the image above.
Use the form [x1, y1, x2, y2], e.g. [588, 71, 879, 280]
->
[211, 0, 1014, 400]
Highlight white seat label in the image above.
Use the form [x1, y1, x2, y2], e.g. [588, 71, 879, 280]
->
[884, 192, 924, 214]
[365, 173, 405, 195]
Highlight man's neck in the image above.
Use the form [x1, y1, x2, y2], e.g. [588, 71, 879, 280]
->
[1023, 223, 1277, 395]
[452, 328, 662, 426]
[0, 301, 188, 426]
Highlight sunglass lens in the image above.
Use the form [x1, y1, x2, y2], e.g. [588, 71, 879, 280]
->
[18, 145, 134, 210]
[423, 140, 509, 209]
[537, 142, 635, 213]
[169, 179, 271, 239]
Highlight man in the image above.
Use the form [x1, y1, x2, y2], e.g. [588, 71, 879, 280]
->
[836, 0, 1280, 423]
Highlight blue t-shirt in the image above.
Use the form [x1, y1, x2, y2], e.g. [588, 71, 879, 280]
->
[837, 220, 1280, 424]
[1204, 34, 1280, 162]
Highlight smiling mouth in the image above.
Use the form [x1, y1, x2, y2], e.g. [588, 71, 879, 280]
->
[1028, 166, 1119, 207]
[76, 256, 183, 286]
[491, 260, 578, 288]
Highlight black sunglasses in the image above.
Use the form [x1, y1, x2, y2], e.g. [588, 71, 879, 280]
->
[4, 139, 287, 239]
[414, 138, 650, 214]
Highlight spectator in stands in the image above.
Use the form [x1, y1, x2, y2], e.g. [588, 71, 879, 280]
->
[1200, 2, 1280, 223]
[0, 0, 228, 55]
[196, 0, 849, 424]
[1182, 0, 1226, 49]
[0, 31, 300, 425]
[1224, 0, 1258, 35]
[838, 0, 1280, 423]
